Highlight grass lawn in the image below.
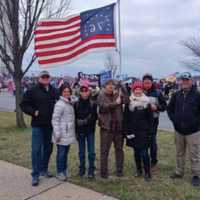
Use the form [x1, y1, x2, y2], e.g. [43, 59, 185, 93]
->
[0, 112, 199, 200]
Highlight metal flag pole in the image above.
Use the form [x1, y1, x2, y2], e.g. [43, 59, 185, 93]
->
[117, 0, 122, 76]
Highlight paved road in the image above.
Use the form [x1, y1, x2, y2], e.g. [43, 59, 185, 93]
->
[159, 112, 174, 132]
[0, 93, 15, 112]
[0, 93, 174, 131]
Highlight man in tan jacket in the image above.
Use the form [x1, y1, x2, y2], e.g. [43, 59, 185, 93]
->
[97, 79, 124, 179]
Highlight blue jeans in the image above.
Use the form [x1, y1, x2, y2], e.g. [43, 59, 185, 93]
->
[78, 133, 95, 174]
[134, 148, 150, 172]
[150, 121, 158, 165]
[31, 127, 53, 178]
[56, 145, 70, 174]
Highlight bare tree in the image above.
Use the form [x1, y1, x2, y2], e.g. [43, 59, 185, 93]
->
[0, 0, 71, 128]
[104, 53, 118, 78]
[182, 37, 200, 72]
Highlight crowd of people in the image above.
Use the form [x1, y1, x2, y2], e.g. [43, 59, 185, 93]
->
[0, 73, 77, 95]
[19, 70, 200, 188]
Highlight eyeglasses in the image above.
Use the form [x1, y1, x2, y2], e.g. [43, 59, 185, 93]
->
[41, 75, 50, 79]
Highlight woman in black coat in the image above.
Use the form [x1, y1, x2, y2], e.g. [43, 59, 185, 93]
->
[123, 81, 153, 182]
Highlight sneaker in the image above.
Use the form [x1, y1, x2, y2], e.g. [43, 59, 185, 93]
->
[144, 173, 151, 182]
[40, 171, 53, 178]
[88, 174, 95, 179]
[134, 170, 142, 177]
[192, 176, 200, 187]
[170, 172, 183, 179]
[32, 177, 39, 187]
[56, 173, 67, 182]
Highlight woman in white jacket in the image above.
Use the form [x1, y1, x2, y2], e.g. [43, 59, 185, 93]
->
[52, 84, 76, 181]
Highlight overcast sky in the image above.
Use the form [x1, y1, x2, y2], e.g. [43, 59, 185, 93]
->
[25, 0, 200, 78]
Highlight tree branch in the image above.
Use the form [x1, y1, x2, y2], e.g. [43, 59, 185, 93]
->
[182, 37, 200, 72]
[22, 54, 37, 76]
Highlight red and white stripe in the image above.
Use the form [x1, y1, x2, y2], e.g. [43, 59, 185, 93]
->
[34, 14, 116, 67]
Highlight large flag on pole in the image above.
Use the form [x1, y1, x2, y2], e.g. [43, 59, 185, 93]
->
[34, 4, 117, 68]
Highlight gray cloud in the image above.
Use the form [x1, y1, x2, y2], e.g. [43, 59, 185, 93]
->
[25, 0, 200, 78]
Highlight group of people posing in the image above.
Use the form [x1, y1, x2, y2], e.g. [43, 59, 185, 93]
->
[20, 71, 200, 187]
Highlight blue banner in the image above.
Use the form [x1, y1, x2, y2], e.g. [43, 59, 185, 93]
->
[100, 70, 112, 86]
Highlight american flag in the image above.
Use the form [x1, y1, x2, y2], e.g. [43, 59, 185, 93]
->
[35, 4, 116, 67]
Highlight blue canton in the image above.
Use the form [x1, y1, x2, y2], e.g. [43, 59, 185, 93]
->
[80, 4, 115, 40]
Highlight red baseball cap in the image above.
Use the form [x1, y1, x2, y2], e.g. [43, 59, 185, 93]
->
[80, 84, 89, 91]
[132, 81, 143, 90]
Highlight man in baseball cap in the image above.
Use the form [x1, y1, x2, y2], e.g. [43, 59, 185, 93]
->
[167, 72, 200, 186]
[20, 70, 58, 186]
[39, 70, 50, 78]
[179, 72, 192, 80]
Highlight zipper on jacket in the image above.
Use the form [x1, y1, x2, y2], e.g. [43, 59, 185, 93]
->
[180, 91, 186, 128]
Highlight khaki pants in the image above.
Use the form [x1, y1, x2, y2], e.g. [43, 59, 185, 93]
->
[175, 132, 200, 176]
[100, 129, 124, 176]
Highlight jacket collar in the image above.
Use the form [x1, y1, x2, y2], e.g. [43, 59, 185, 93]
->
[60, 96, 71, 104]
[181, 86, 194, 95]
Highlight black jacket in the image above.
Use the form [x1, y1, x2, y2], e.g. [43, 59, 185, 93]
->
[20, 83, 58, 127]
[167, 86, 200, 135]
[74, 97, 97, 134]
[123, 104, 153, 149]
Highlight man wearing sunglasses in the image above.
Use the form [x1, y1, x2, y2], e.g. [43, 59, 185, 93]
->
[167, 73, 200, 187]
[20, 71, 58, 186]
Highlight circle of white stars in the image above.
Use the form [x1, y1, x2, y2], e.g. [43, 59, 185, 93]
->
[82, 5, 113, 38]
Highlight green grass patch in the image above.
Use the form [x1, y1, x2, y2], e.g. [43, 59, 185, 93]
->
[0, 112, 199, 200]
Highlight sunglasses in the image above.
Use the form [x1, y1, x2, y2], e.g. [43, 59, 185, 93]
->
[41, 75, 50, 79]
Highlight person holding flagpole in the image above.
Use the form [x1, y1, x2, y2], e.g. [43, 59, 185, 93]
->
[97, 79, 124, 178]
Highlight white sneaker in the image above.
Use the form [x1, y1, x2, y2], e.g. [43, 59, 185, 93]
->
[56, 173, 67, 181]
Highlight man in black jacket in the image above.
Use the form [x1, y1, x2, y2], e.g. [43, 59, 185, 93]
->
[143, 74, 167, 171]
[20, 71, 58, 186]
[167, 72, 200, 187]
[74, 85, 97, 178]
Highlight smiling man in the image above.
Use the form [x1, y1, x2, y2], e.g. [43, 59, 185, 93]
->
[20, 71, 58, 186]
[167, 72, 200, 187]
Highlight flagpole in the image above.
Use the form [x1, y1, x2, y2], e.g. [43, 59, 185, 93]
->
[117, 0, 122, 76]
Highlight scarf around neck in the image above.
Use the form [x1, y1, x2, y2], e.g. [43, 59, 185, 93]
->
[129, 93, 150, 111]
